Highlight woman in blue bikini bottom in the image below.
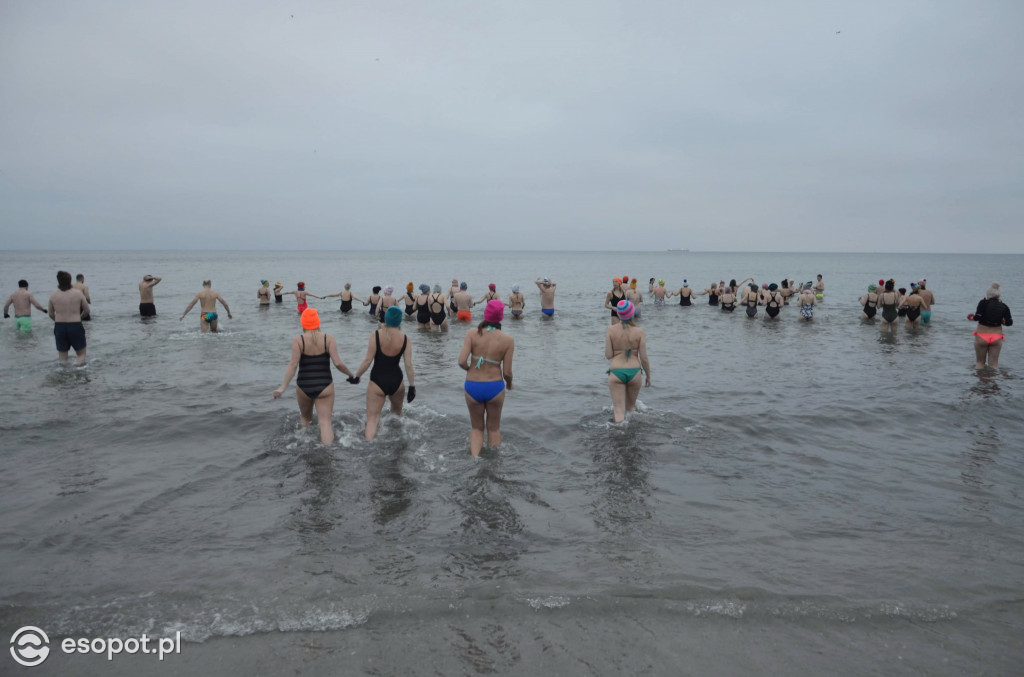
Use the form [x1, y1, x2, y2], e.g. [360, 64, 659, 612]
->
[459, 300, 515, 456]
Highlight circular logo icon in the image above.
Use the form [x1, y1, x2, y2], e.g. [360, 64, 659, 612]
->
[10, 626, 50, 667]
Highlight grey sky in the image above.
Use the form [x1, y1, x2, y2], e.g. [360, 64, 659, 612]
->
[1, 1, 1022, 252]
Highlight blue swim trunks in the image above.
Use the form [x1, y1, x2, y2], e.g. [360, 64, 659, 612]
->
[541, 308, 554, 316]
[203, 312, 218, 323]
[54, 321, 86, 352]
[921, 310, 931, 324]
[464, 380, 505, 403]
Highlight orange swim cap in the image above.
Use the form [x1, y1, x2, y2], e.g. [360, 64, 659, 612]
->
[300, 307, 320, 330]
[613, 277, 622, 284]
[406, 282, 414, 291]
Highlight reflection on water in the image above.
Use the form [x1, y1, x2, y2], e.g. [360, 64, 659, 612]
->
[369, 444, 416, 527]
[587, 419, 653, 535]
[445, 457, 525, 581]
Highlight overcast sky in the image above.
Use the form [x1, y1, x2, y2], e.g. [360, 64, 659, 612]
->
[1, 1, 1022, 252]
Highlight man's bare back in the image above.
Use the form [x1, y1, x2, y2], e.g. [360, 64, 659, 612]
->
[181, 282, 232, 332]
[5, 287, 46, 318]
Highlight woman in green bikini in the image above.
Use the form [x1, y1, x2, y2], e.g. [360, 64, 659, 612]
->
[604, 299, 651, 423]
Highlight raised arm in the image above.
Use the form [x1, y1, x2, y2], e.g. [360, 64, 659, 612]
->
[350, 293, 365, 303]
[272, 337, 302, 397]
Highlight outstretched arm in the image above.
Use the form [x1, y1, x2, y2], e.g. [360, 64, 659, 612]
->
[180, 295, 199, 319]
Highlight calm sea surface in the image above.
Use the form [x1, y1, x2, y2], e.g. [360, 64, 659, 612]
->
[1, 251, 1022, 674]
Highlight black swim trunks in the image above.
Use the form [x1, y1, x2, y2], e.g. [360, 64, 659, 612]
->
[139, 303, 156, 317]
[54, 321, 87, 352]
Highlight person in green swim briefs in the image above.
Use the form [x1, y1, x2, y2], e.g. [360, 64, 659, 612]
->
[604, 299, 651, 423]
[4, 280, 47, 332]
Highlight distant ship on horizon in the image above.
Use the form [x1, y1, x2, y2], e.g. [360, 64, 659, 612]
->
[667, 247, 690, 253]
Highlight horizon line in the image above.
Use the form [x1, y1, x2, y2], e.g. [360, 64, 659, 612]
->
[1, 249, 1021, 255]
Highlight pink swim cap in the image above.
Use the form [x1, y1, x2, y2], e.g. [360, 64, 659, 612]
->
[489, 283, 496, 291]
[484, 299, 504, 323]
[616, 299, 634, 321]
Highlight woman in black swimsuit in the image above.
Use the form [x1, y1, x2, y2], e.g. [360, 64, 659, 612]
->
[860, 284, 878, 320]
[605, 278, 627, 325]
[364, 286, 383, 318]
[878, 279, 900, 334]
[764, 284, 782, 320]
[400, 282, 418, 318]
[415, 284, 432, 329]
[426, 284, 449, 332]
[324, 283, 364, 313]
[743, 283, 759, 318]
[273, 308, 357, 444]
[353, 306, 416, 440]
[699, 282, 720, 306]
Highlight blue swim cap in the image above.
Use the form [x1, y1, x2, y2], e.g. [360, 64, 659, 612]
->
[384, 306, 403, 327]
[460, 282, 468, 290]
[419, 283, 430, 293]
[512, 284, 520, 293]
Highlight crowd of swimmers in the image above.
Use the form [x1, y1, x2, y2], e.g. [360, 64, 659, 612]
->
[255, 277, 559, 332]
[3, 271, 1013, 452]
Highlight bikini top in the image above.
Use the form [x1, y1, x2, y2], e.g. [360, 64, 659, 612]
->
[472, 327, 503, 368]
